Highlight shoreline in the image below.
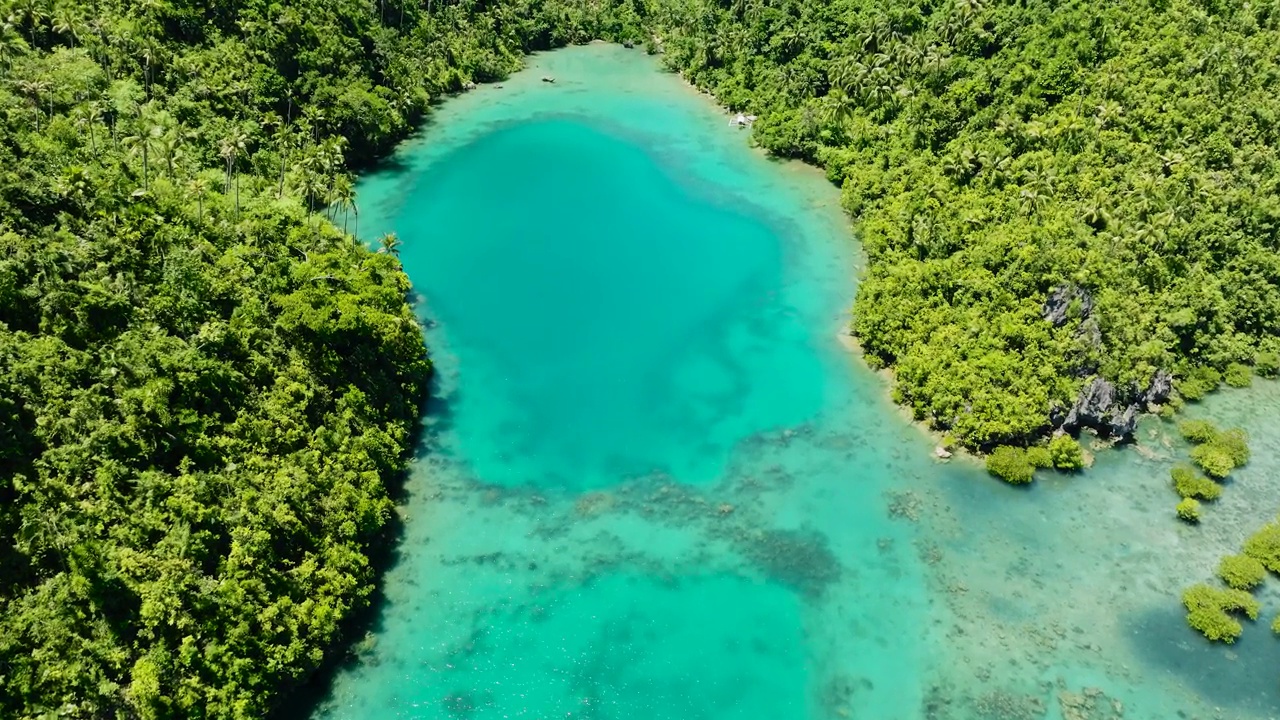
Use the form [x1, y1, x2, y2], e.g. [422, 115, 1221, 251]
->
[335, 43, 1280, 720]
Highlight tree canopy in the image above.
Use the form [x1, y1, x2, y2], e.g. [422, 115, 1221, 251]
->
[6, 0, 1280, 714]
[652, 0, 1280, 447]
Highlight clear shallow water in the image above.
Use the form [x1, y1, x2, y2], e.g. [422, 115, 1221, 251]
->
[303, 44, 1280, 720]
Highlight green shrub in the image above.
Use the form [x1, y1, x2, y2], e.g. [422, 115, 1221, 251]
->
[1272, 613, 1280, 636]
[986, 446, 1034, 484]
[1178, 367, 1222, 401]
[1178, 419, 1220, 444]
[1182, 584, 1260, 643]
[1179, 424, 1248, 478]
[1171, 465, 1222, 501]
[1190, 443, 1237, 479]
[1176, 498, 1202, 523]
[1256, 352, 1280, 378]
[1214, 428, 1250, 467]
[1224, 363, 1253, 388]
[1025, 446, 1053, 469]
[1243, 521, 1280, 572]
[1219, 555, 1267, 591]
[1047, 435, 1084, 471]
[1178, 378, 1211, 401]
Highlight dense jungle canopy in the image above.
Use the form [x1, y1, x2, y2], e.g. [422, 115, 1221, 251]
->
[656, 0, 1280, 448]
[1, 0, 1279, 716]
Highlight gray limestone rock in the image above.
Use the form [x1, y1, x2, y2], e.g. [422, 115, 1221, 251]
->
[1107, 405, 1138, 438]
[1043, 284, 1094, 327]
[1144, 369, 1173, 405]
[1063, 377, 1116, 431]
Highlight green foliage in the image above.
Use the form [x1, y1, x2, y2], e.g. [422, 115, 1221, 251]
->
[1218, 555, 1267, 591]
[1171, 465, 1222, 502]
[1179, 369, 1222, 402]
[1256, 352, 1280, 378]
[1025, 446, 1053, 469]
[0, 0, 614, 714]
[1182, 584, 1260, 643]
[1243, 521, 1280, 573]
[1190, 444, 1237, 479]
[1178, 420, 1220, 444]
[1214, 428, 1251, 467]
[0, 0, 659, 714]
[1178, 421, 1248, 478]
[986, 446, 1035, 484]
[1176, 498, 1202, 524]
[1224, 363, 1253, 388]
[653, 0, 1280, 447]
[1047, 435, 1084, 471]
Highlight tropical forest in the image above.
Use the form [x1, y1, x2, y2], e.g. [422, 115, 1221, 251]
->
[3, 0, 1280, 718]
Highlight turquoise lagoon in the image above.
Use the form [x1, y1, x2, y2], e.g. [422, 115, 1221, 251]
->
[303, 44, 1280, 720]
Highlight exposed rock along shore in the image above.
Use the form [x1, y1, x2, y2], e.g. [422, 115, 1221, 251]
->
[1043, 283, 1173, 442]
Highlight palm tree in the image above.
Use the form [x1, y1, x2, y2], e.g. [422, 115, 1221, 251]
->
[15, 78, 50, 131]
[955, 0, 984, 24]
[219, 125, 249, 217]
[157, 124, 187, 179]
[74, 101, 103, 153]
[296, 169, 328, 238]
[828, 56, 859, 94]
[0, 21, 26, 70]
[378, 232, 402, 257]
[188, 176, 208, 223]
[820, 89, 858, 134]
[51, 2, 84, 47]
[13, 0, 49, 45]
[276, 135, 292, 199]
[328, 175, 357, 234]
[1019, 187, 1045, 216]
[123, 103, 164, 192]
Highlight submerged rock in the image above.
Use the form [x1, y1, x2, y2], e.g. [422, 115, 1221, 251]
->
[736, 528, 840, 597]
[541, 75, 556, 83]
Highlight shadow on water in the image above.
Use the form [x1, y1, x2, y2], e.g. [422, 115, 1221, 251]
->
[1125, 603, 1280, 715]
[271, 369, 453, 720]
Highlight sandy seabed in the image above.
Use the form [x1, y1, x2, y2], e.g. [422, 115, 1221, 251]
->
[298, 45, 1280, 720]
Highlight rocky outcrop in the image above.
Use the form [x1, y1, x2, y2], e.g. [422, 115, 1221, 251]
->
[1144, 369, 1172, 405]
[1043, 284, 1094, 327]
[1062, 377, 1116, 433]
[1056, 369, 1171, 441]
[1041, 282, 1171, 442]
[1107, 405, 1138, 437]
